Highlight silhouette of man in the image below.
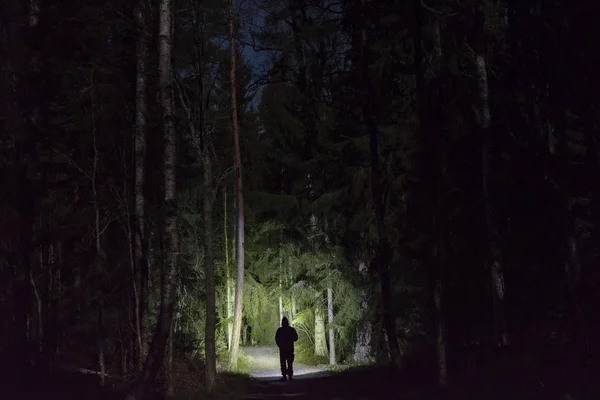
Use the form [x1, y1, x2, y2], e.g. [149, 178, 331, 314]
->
[275, 317, 298, 381]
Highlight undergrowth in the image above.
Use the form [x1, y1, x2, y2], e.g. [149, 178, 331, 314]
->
[295, 343, 328, 366]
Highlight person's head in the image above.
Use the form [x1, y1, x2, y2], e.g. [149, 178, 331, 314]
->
[281, 317, 289, 327]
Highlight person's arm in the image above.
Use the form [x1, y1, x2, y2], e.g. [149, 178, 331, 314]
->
[275, 328, 281, 347]
[292, 328, 298, 342]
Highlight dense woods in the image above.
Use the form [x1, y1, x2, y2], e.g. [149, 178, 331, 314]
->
[1, 0, 598, 399]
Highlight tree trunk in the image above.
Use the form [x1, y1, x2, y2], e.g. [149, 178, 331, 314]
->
[203, 112, 217, 391]
[434, 157, 448, 386]
[553, 96, 589, 356]
[224, 189, 233, 350]
[279, 294, 284, 325]
[474, 3, 508, 347]
[434, 244, 448, 386]
[11, 0, 41, 371]
[314, 306, 327, 357]
[414, 3, 448, 382]
[48, 242, 61, 360]
[358, 0, 401, 367]
[279, 257, 284, 323]
[90, 67, 106, 387]
[134, 0, 150, 370]
[228, 0, 246, 369]
[291, 294, 297, 323]
[327, 287, 335, 365]
[165, 323, 174, 396]
[127, 0, 179, 397]
[228, 192, 236, 350]
[354, 261, 372, 363]
[32, 243, 43, 356]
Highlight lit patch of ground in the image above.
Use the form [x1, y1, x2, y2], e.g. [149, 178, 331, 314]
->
[242, 346, 326, 380]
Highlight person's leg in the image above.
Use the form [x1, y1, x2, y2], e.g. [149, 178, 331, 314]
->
[288, 353, 294, 379]
[279, 352, 287, 380]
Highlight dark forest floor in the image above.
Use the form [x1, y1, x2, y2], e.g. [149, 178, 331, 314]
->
[2, 365, 594, 400]
[1, 347, 598, 400]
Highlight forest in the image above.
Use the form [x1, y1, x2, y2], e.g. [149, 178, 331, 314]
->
[0, 0, 598, 399]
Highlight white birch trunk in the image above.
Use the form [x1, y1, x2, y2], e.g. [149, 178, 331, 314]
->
[327, 287, 335, 365]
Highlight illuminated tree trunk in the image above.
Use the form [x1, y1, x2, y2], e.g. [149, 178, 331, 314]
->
[228, 0, 246, 368]
[279, 256, 283, 323]
[279, 292, 284, 324]
[314, 306, 327, 357]
[327, 287, 335, 365]
[224, 189, 233, 350]
[291, 295, 297, 323]
[127, 0, 179, 396]
[227, 191, 236, 350]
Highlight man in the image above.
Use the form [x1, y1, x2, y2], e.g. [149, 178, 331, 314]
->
[275, 317, 298, 381]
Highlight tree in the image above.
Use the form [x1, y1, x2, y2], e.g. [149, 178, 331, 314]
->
[327, 286, 335, 365]
[128, 0, 179, 396]
[355, 0, 401, 368]
[474, 1, 508, 348]
[134, 0, 150, 370]
[199, 8, 217, 388]
[228, 0, 246, 368]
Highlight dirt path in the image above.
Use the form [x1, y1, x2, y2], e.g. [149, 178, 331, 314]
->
[241, 361, 441, 400]
[239, 348, 532, 400]
[242, 346, 326, 380]
[240, 347, 438, 399]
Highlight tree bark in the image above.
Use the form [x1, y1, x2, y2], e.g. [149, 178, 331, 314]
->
[291, 294, 297, 323]
[90, 67, 106, 386]
[354, 261, 372, 363]
[414, 3, 448, 384]
[474, 3, 508, 347]
[165, 322, 174, 396]
[127, 0, 179, 396]
[228, 192, 236, 349]
[327, 287, 335, 365]
[134, 0, 150, 369]
[228, 0, 246, 369]
[224, 189, 233, 349]
[357, 0, 401, 367]
[203, 108, 217, 392]
[314, 306, 327, 357]
[279, 256, 284, 323]
[434, 233, 448, 386]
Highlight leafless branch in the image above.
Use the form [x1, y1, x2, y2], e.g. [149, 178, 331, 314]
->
[51, 147, 90, 180]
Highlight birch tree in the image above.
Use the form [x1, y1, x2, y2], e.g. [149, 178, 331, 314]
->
[127, 0, 179, 396]
[327, 286, 335, 365]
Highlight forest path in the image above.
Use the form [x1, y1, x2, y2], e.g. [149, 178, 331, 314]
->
[242, 346, 325, 380]
[240, 358, 447, 400]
